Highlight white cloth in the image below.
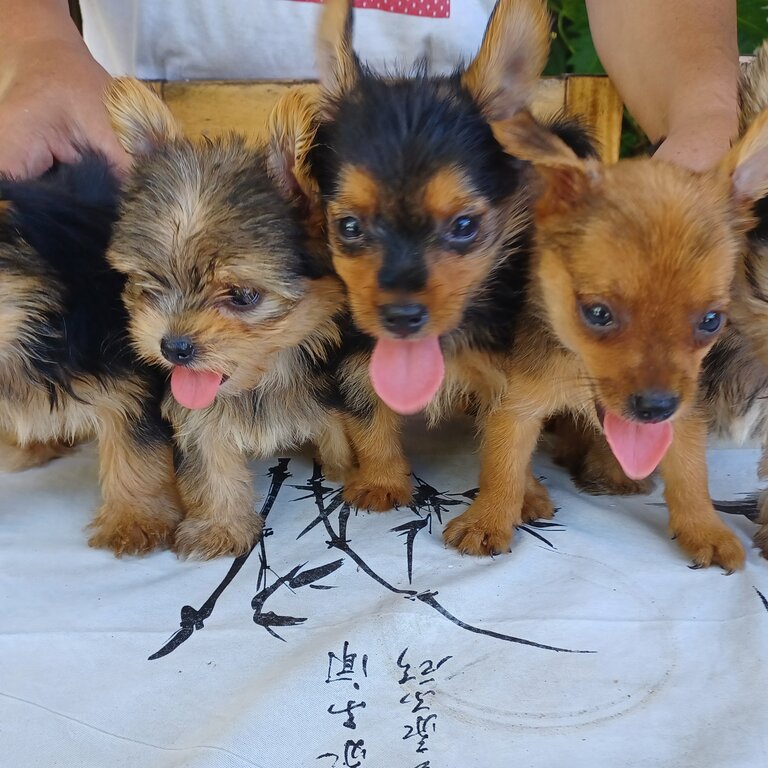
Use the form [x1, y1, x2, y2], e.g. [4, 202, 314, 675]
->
[1, 418, 767, 767]
[79, 0, 495, 79]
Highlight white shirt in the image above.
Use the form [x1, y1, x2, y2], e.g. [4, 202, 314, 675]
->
[80, 0, 495, 80]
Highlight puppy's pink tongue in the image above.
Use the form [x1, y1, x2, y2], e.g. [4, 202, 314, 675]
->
[170, 368, 223, 410]
[369, 336, 444, 415]
[603, 409, 673, 480]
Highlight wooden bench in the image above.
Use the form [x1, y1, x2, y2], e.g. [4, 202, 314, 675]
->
[144, 77, 624, 163]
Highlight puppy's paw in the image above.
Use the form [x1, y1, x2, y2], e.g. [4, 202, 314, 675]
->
[443, 508, 514, 557]
[173, 514, 263, 560]
[521, 476, 555, 523]
[342, 472, 412, 512]
[673, 522, 745, 570]
[0, 440, 77, 472]
[88, 503, 179, 556]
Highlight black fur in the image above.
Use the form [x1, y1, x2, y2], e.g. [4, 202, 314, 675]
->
[310, 69, 594, 355]
[0, 154, 167, 444]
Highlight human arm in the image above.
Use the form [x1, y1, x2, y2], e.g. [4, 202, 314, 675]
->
[585, 0, 740, 171]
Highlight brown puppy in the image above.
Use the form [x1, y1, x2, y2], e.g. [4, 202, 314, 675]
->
[105, 79, 351, 559]
[440, 104, 768, 568]
[310, 0, 590, 517]
[0, 153, 181, 556]
[550, 44, 768, 559]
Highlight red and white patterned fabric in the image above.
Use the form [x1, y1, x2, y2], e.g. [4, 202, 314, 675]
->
[293, 0, 450, 18]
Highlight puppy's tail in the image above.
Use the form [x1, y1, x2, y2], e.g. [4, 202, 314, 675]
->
[740, 40, 768, 132]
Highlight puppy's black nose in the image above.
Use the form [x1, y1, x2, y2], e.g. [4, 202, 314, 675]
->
[160, 336, 197, 366]
[379, 303, 428, 337]
[628, 391, 680, 423]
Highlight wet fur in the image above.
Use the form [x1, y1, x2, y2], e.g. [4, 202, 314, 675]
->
[106, 78, 351, 559]
[0, 155, 181, 555]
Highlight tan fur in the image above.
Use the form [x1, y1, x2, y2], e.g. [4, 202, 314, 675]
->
[107, 78, 352, 559]
[442, 110, 768, 567]
[316, 0, 360, 110]
[461, 0, 551, 120]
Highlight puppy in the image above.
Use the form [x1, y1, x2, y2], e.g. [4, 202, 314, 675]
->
[0, 154, 181, 555]
[548, 44, 768, 559]
[699, 43, 768, 556]
[439, 94, 768, 568]
[105, 79, 351, 559]
[310, 0, 590, 517]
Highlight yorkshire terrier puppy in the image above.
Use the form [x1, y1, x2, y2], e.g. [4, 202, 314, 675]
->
[440, 94, 768, 568]
[0, 154, 181, 555]
[310, 0, 591, 516]
[548, 44, 768, 560]
[105, 79, 351, 559]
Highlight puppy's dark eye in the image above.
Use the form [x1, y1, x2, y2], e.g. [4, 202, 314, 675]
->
[446, 215, 479, 244]
[581, 303, 614, 328]
[697, 310, 723, 334]
[337, 216, 363, 241]
[228, 286, 261, 310]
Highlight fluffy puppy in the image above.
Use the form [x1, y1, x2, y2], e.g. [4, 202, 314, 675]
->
[700, 43, 768, 555]
[0, 154, 181, 555]
[310, 0, 591, 516]
[105, 79, 350, 559]
[440, 98, 768, 568]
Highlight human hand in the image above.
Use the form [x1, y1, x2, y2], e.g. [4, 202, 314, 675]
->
[652, 111, 737, 173]
[0, 34, 130, 179]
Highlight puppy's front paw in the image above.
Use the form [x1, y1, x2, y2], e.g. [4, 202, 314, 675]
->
[521, 476, 555, 523]
[88, 502, 179, 556]
[342, 471, 412, 512]
[443, 506, 514, 557]
[173, 514, 263, 560]
[672, 521, 745, 570]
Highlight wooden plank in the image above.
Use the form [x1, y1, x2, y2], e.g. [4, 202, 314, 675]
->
[564, 76, 624, 163]
[147, 76, 623, 159]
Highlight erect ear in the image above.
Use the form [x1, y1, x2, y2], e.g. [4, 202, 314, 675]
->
[266, 85, 322, 207]
[462, 0, 551, 121]
[105, 77, 182, 156]
[721, 107, 768, 205]
[316, 0, 360, 107]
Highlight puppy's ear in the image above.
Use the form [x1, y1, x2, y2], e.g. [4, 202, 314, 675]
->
[266, 86, 321, 206]
[105, 77, 182, 156]
[316, 0, 360, 106]
[721, 107, 768, 204]
[462, 0, 551, 121]
[0, 200, 11, 218]
[493, 111, 601, 218]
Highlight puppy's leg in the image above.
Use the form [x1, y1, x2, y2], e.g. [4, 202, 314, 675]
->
[0, 430, 76, 472]
[661, 413, 745, 570]
[755, 442, 768, 557]
[173, 438, 261, 560]
[316, 413, 354, 483]
[88, 409, 183, 557]
[444, 403, 543, 556]
[548, 415, 652, 496]
[521, 466, 555, 523]
[341, 402, 412, 512]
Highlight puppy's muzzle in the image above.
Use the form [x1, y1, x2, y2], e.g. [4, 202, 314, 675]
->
[379, 302, 428, 338]
[628, 391, 680, 423]
[160, 336, 197, 366]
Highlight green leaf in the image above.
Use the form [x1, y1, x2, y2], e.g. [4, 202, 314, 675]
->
[738, 0, 768, 55]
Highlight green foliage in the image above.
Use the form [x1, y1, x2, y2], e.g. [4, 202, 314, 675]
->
[545, 0, 768, 156]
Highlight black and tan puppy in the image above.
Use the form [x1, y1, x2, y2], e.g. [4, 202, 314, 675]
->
[0, 154, 181, 555]
[310, 0, 590, 515]
[105, 79, 351, 559]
